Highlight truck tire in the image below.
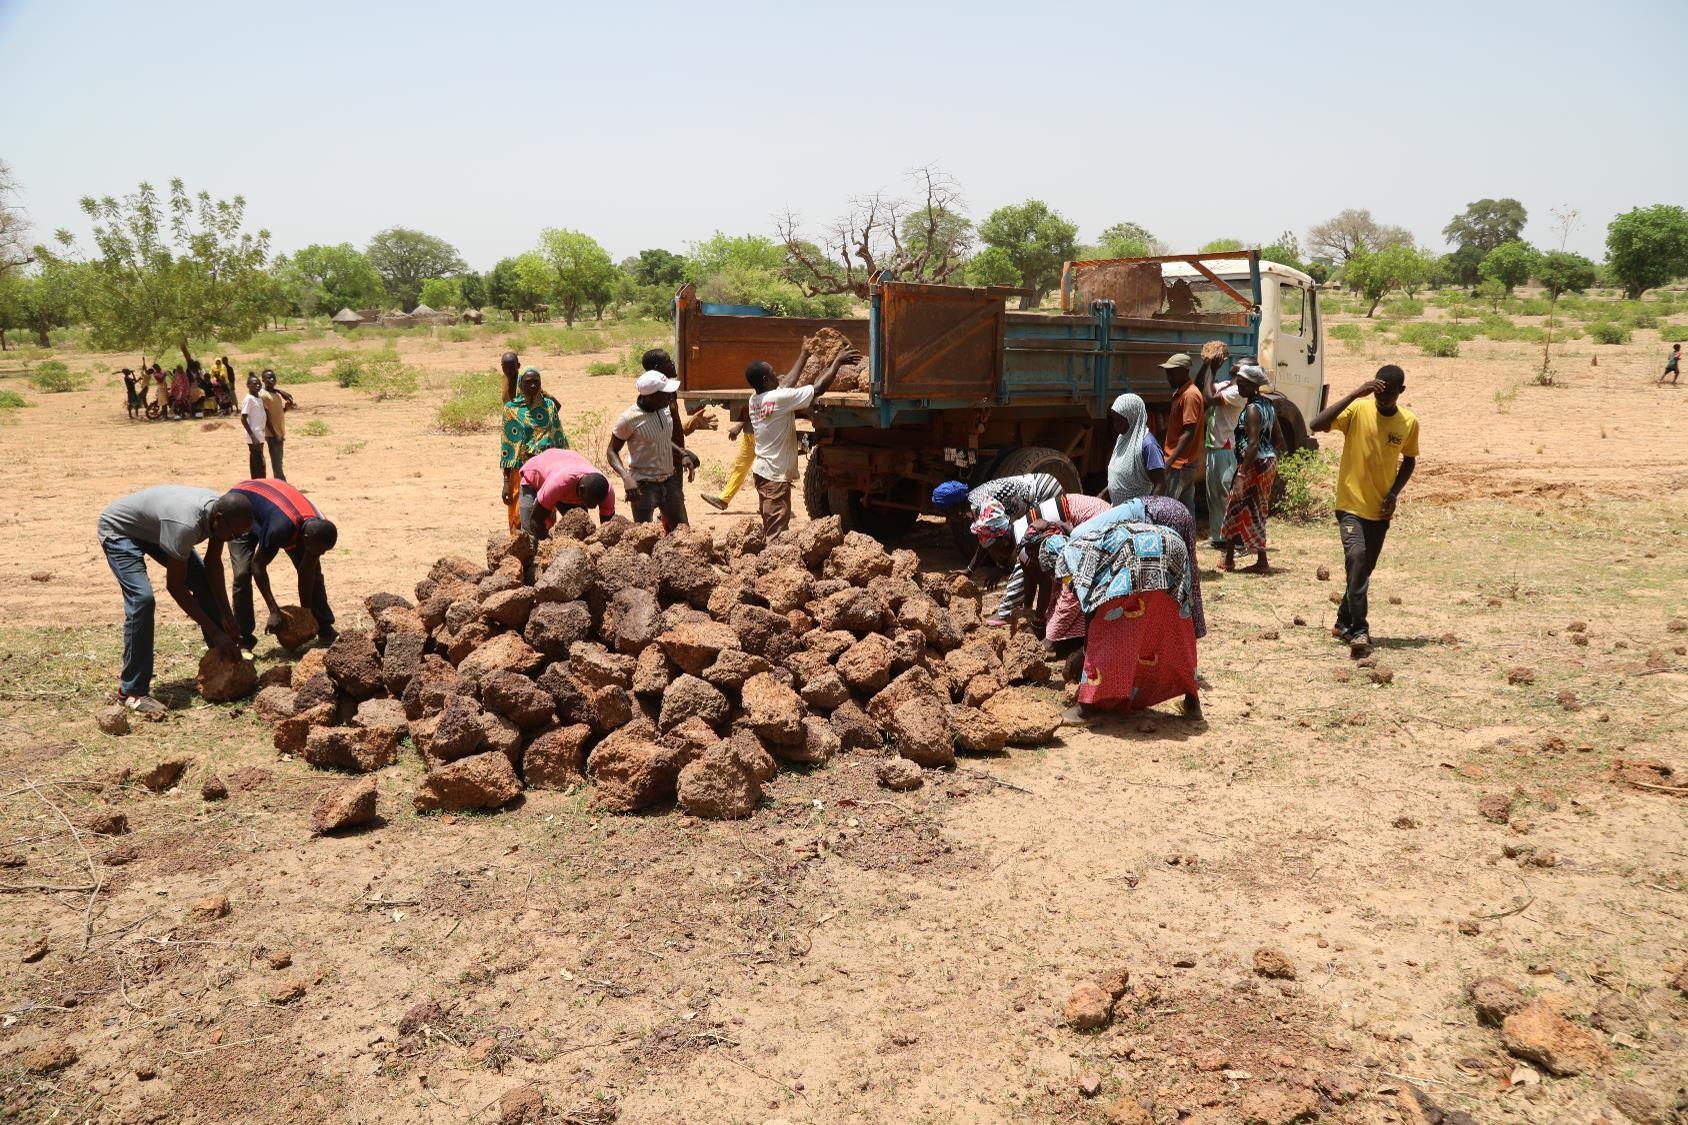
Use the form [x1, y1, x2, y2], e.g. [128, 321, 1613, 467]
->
[990, 446, 1084, 495]
[802, 453, 832, 520]
[802, 452, 918, 539]
[1264, 392, 1313, 454]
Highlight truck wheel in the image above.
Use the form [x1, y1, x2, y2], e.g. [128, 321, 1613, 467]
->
[1264, 392, 1313, 454]
[801, 454, 832, 520]
[990, 446, 1083, 495]
[802, 453, 916, 538]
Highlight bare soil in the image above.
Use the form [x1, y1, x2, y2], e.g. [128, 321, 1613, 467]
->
[1, 316, 1685, 1123]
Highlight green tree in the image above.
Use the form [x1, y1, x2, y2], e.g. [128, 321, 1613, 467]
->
[1304, 261, 1331, 284]
[1441, 198, 1528, 286]
[966, 246, 1020, 289]
[1095, 221, 1158, 259]
[364, 227, 465, 311]
[977, 200, 1077, 309]
[0, 257, 79, 347]
[1605, 204, 1688, 299]
[275, 242, 384, 316]
[1534, 249, 1597, 299]
[71, 179, 271, 364]
[631, 248, 687, 288]
[1345, 244, 1428, 316]
[1478, 240, 1539, 295]
[1259, 231, 1305, 272]
[1199, 238, 1245, 254]
[537, 228, 616, 325]
[417, 277, 462, 308]
[459, 271, 486, 310]
[486, 253, 554, 321]
[0, 160, 32, 281]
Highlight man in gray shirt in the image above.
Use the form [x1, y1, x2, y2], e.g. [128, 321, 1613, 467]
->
[97, 485, 255, 713]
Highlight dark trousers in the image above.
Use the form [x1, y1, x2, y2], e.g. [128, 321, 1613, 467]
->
[247, 442, 267, 479]
[228, 535, 334, 643]
[1334, 512, 1389, 638]
[102, 536, 215, 698]
[630, 473, 687, 530]
[266, 436, 285, 481]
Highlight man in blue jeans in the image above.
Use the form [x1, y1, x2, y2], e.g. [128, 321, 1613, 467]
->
[97, 485, 254, 714]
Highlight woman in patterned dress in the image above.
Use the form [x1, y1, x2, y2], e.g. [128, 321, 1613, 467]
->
[499, 366, 568, 533]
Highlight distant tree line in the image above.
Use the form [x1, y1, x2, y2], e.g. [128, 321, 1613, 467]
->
[1, 163, 1685, 354]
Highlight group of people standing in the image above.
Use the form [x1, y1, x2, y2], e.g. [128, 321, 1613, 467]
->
[121, 357, 242, 421]
[934, 351, 1419, 724]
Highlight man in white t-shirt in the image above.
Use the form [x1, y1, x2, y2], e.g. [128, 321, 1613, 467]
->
[745, 344, 858, 538]
[240, 374, 269, 479]
[1200, 354, 1248, 548]
[608, 370, 696, 530]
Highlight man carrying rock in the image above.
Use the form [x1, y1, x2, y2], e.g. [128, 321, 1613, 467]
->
[97, 486, 255, 714]
[516, 447, 614, 536]
[1312, 364, 1419, 658]
[608, 370, 697, 530]
[746, 344, 858, 538]
[227, 478, 339, 652]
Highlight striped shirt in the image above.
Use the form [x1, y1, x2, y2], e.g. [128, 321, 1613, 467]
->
[967, 473, 1066, 616]
[232, 479, 323, 560]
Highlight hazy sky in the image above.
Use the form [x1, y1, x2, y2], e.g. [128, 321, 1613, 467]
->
[3, 0, 1682, 270]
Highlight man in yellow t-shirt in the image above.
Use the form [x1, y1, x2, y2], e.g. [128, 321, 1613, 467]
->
[1312, 364, 1418, 658]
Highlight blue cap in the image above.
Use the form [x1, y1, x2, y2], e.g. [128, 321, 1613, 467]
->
[931, 481, 970, 508]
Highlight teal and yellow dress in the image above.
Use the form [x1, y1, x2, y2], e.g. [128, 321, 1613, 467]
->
[500, 395, 568, 531]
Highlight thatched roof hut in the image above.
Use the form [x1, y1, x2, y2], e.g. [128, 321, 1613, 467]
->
[331, 308, 365, 327]
[410, 304, 437, 317]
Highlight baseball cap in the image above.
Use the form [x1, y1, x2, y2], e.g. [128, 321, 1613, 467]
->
[1159, 353, 1192, 371]
[634, 371, 680, 395]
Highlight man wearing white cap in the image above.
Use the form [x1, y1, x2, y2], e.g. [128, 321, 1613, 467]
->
[608, 370, 694, 530]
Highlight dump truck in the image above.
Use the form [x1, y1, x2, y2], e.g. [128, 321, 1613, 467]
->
[675, 250, 1326, 537]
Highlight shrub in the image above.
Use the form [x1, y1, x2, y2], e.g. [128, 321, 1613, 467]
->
[1443, 302, 1474, 320]
[585, 360, 619, 377]
[1480, 315, 1520, 342]
[299, 419, 331, 437]
[360, 353, 420, 401]
[332, 356, 365, 387]
[1271, 449, 1334, 521]
[27, 361, 90, 393]
[0, 389, 30, 412]
[1381, 296, 1423, 319]
[1628, 310, 1660, 329]
[565, 408, 612, 470]
[1513, 326, 1546, 344]
[1590, 322, 1631, 344]
[1518, 298, 1551, 316]
[444, 327, 473, 343]
[1328, 323, 1363, 351]
[436, 372, 504, 433]
[1418, 334, 1459, 357]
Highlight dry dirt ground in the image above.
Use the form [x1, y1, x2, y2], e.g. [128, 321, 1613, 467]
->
[0, 316, 1685, 1124]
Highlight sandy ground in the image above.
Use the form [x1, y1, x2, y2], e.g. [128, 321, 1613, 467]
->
[0, 314, 1685, 1124]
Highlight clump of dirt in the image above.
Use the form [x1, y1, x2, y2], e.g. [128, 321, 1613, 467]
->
[799, 327, 867, 392]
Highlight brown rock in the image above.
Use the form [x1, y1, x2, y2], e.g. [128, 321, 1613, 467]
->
[86, 808, 128, 836]
[272, 605, 319, 649]
[1506, 666, 1536, 686]
[702, 649, 773, 692]
[197, 647, 257, 702]
[892, 696, 956, 767]
[797, 514, 844, 568]
[659, 674, 730, 731]
[587, 736, 682, 813]
[739, 672, 805, 747]
[774, 716, 839, 766]
[837, 633, 895, 694]
[813, 587, 885, 636]
[273, 703, 334, 755]
[414, 751, 522, 813]
[254, 684, 297, 722]
[728, 729, 778, 784]
[21, 935, 48, 963]
[1064, 981, 1112, 1031]
[268, 978, 307, 1005]
[657, 620, 740, 675]
[138, 755, 192, 792]
[877, 756, 923, 791]
[96, 704, 131, 736]
[499, 1085, 545, 1125]
[632, 645, 671, 697]
[829, 699, 881, 751]
[189, 893, 231, 922]
[477, 711, 523, 765]
[1000, 632, 1051, 685]
[799, 669, 850, 712]
[303, 725, 400, 773]
[762, 567, 815, 615]
[522, 725, 592, 789]
[323, 631, 383, 698]
[1315, 564, 1331, 581]
[951, 704, 1008, 754]
[480, 671, 556, 729]
[727, 603, 788, 657]
[867, 666, 939, 724]
[1236, 1085, 1320, 1124]
[1608, 1082, 1665, 1125]
[200, 775, 228, 801]
[1477, 792, 1513, 824]
[521, 601, 590, 661]
[570, 641, 635, 691]
[962, 671, 1006, 708]
[481, 587, 536, 628]
[607, 586, 661, 655]
[1501, 1000, 1610, 1075]
[21, 1042, 77, 1075]
[824, 531, 893, 585]
[1252, 947, 1296, 980]
[310, 776, 378, 835]
[457, 632, 542, 684]
[677, 742, 762, 819]
[353, 697, 409, 736]
[292, 672, 339, 714]
[981, 688, 1062, 746]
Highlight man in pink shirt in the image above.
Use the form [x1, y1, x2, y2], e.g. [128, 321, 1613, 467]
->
[517, 448, 614, 537]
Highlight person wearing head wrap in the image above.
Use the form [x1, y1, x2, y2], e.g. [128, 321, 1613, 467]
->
[1218, 364, 1278, 573]
[945, 473, 1067, 624]
[1199, 355, 1250, 548]
[1105, 393, 1166, 504]
[969, 498, 1012, 545]
[500, 365, 569, 531]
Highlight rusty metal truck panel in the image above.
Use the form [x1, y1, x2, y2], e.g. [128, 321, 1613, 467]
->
[673, 283, 867, 393]
[875, 280, 1004, 403]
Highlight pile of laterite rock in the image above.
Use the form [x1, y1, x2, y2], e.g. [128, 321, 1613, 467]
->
[257, 510, 1065, 822]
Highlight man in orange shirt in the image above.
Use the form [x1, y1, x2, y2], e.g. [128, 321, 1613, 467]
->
[1160, 353, 1205, 521]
